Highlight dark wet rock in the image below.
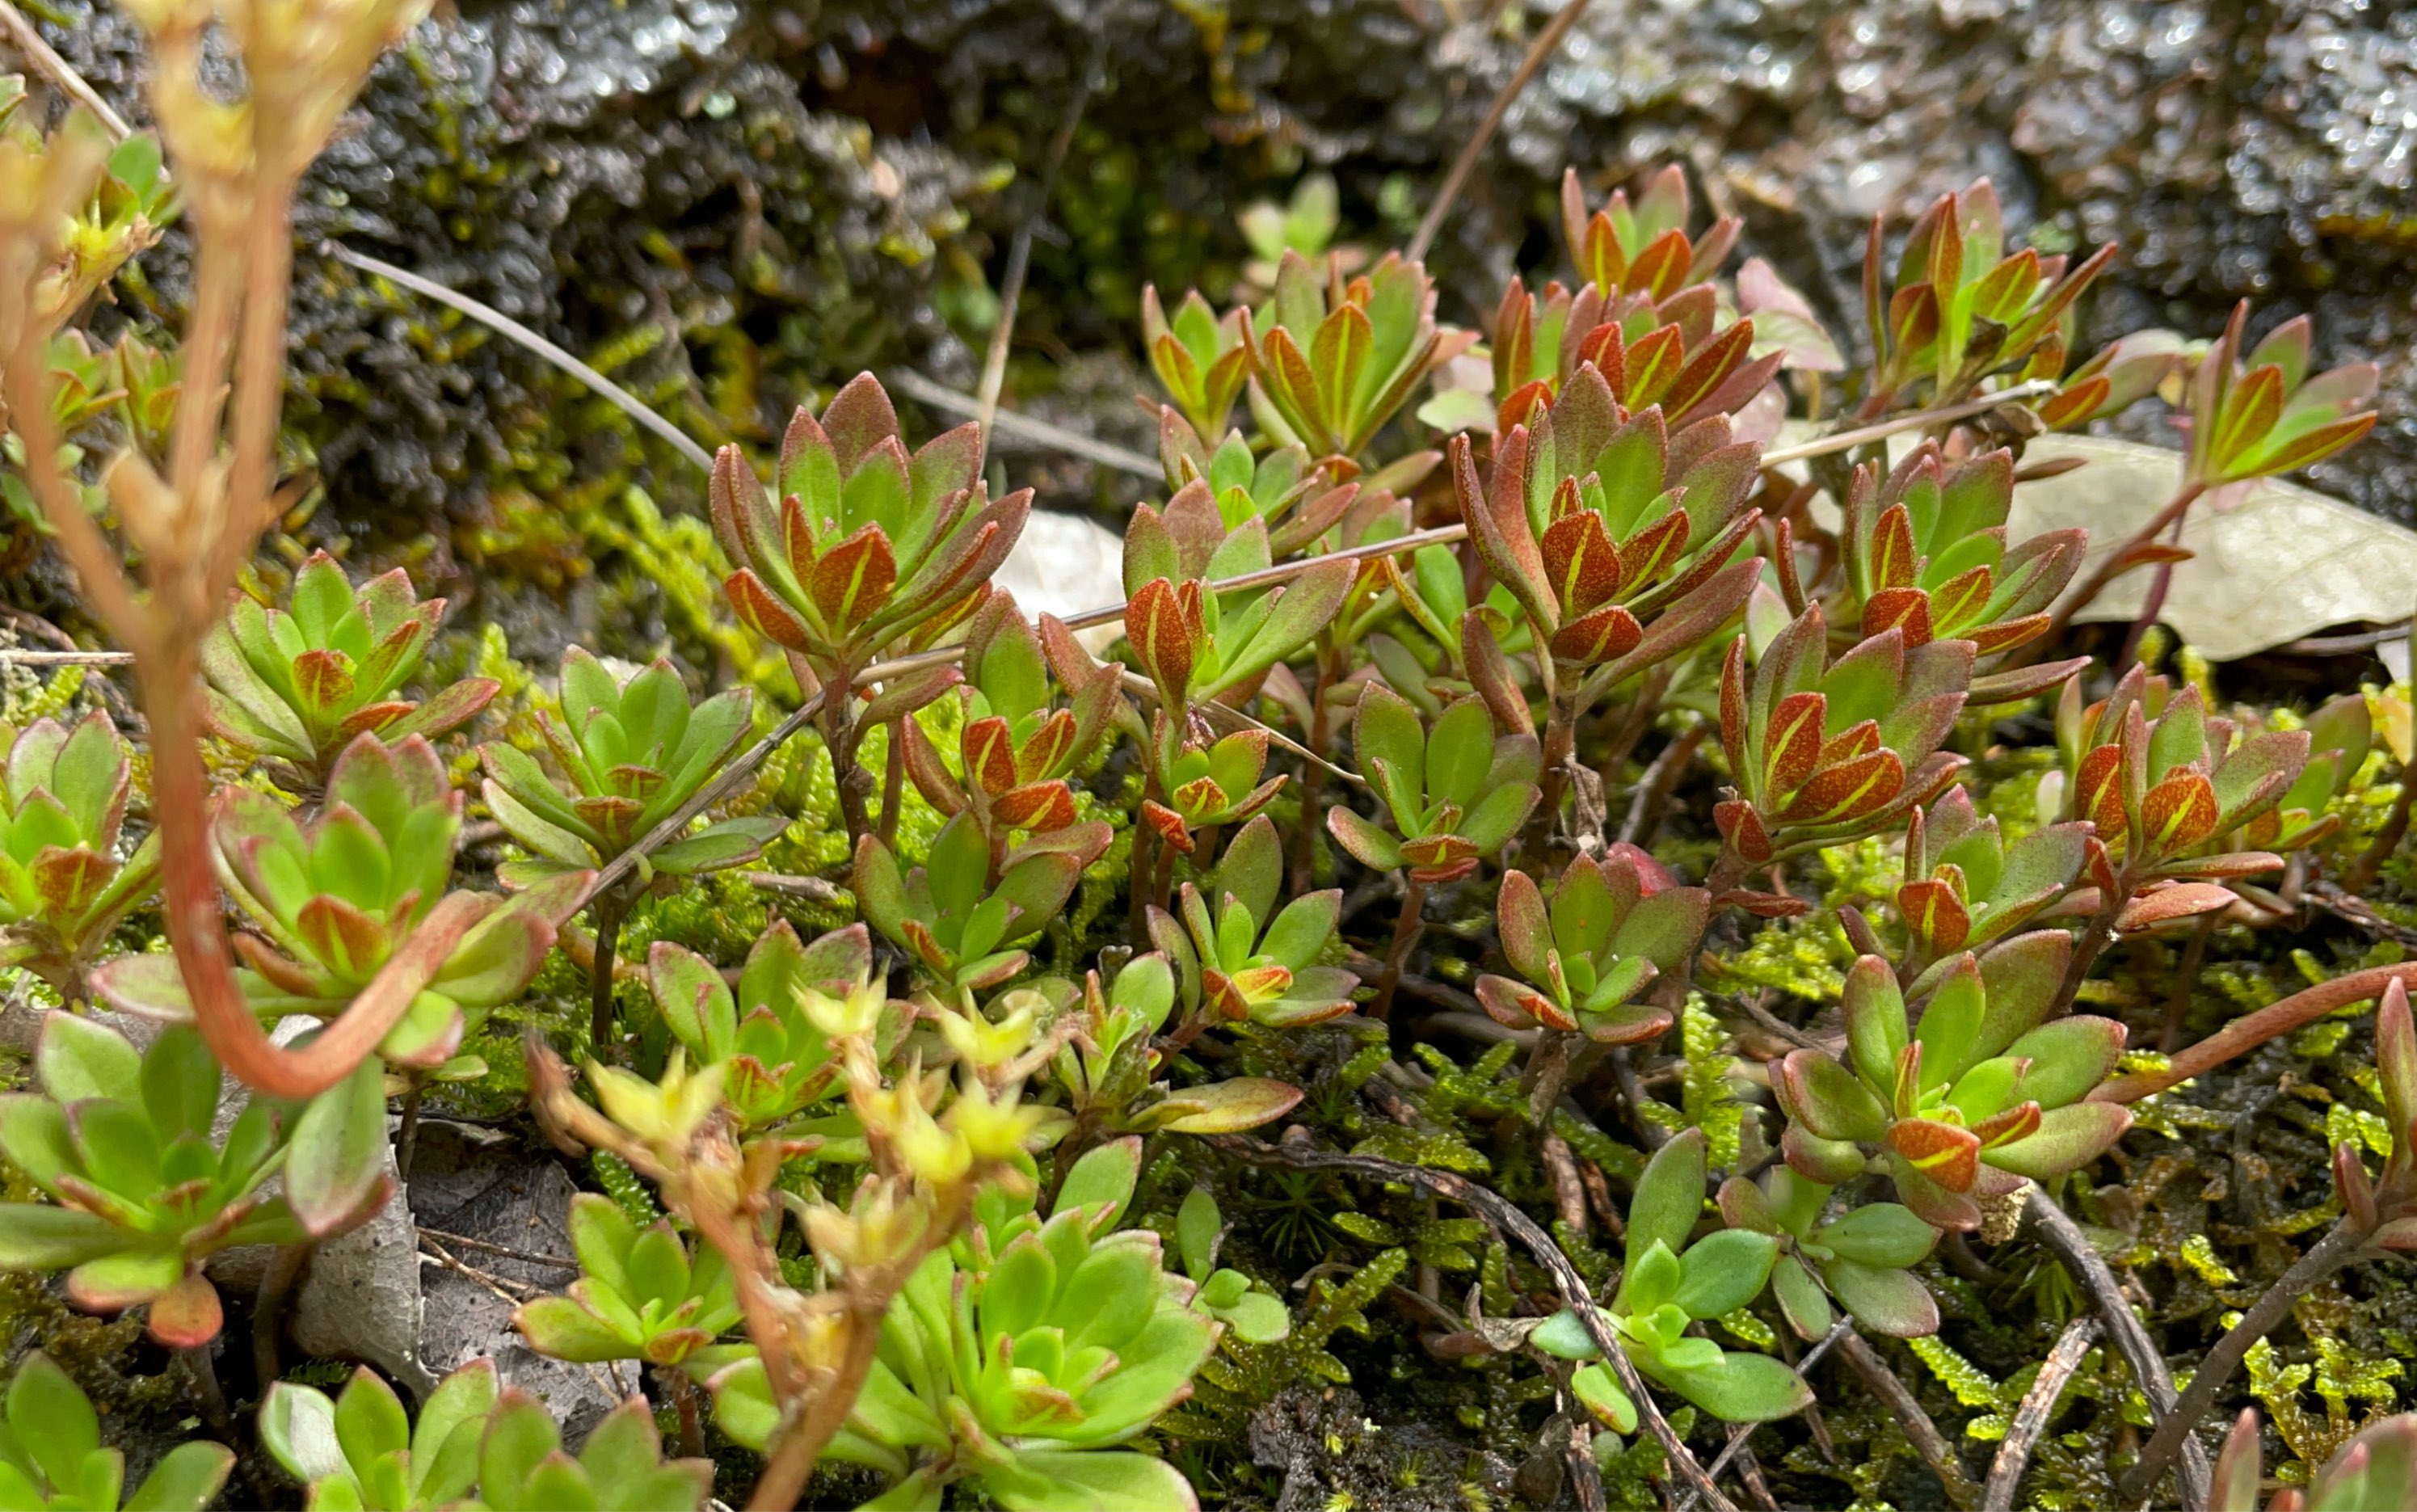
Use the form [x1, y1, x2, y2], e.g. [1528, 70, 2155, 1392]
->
[28, 0, 2417, 579]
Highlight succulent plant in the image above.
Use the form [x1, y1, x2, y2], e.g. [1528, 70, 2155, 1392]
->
[1476, 851, 1709, 1045]
[1772, 941, 2133, 1231]
[1325, 687, 1539, 885]
[0, 1351, 230, 1512]
[1148, 815, 1358, 1029]
[0, 1014, 390, 1346]
[900, 591, 1121, 874]
[1175, 1184, 1291, 1344]
[1143, 286, 1252, 448]
[1534, 1130, 1812, 1426]
[711, 374, 1024, 688]
[480, 646, 781, 886]
[92, 735, 581, 1072]
[1156, 421, 1362, 561]
[1896, 787, 2090, 971]
[2234, 693, 2371, 857]
[516, 1194, 742, 1369]
[0, 714, 159, 997]
[2055, 668, 2311, 905]
[2212, 1408, 2417, 1512]
[201, 552, 498, 779]
[1489, 276, 1778, 437]
[1714, 607, 1972, 870]
[1457, 366, 1764, 688]
[1042, 956, 1303, 1136]
[643, 921, 883, 1137]
[710, 1140, 1215, 1510]
[2183, 305, 2379, 487]
[474, 1393, 710, 1512]
[855, 811, 1090, 994]
[1862, 178, 2114, 405]
[1244, 251, 1472, 461]
[1558, 166, 1739, 306]
[1717, 1166, 1939, 1340]
[259, 1358, 499, 1512]
[1835, 444, 2083, 661]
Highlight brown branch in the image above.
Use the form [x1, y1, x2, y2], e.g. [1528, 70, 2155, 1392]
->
[1201, 1133, 1741, 1512]
[1835, 1329, 1981, 1510]
[2117, 1218, 2369, 1503]
[2022, 1184, 2209, 1510]
[1981, 1316, 2100, 1512]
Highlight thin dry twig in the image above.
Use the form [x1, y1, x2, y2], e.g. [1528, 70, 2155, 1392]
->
[1981, 1316, 2100, 1512]
[0, 648, 137, 665]
[1835, 1329, 1981, 1510]
[2022, 1185, 2210, 1510]
[1677, 1321, 1852, 1512]
[326, 242, 717, 475]
[1407, 0, 1598, 263]
[0, 1, 134, 140]
[1202, 1134, 1743, 1512]
[415, 1227, 578, 1271]
[886, 370, 1158, 478]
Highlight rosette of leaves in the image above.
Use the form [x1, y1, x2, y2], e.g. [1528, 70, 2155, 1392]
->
[1156, 420, 1361, 561]
[2183, 304, 2379, 487]
[0, 1351, 230, 1512]
[1717, 1167, 1939, 1339]
[1771, 942, 2133, 1230]
[710, 1140, 1216, 1510]
[201, 551, 498, 780]
[1489, 276, 1778, 438]
[1143, 285, 1251, 446]
[1043, 956, 1303, 1136]
[645, 921, 876, 1135]
[711, 373, 1021, 684]
[259, 1358, 498, 1512]
[480, 646, 781, 887]
[855, 812, 1088, 993]
[2212, 1409, 2417, 1512]
[2231, 693, 2371, 856]
[516, 1194, 740, 1369]
[0, 1014, 390, 1346]
[473, 1393, 710, 1512]
[0, 714, 159, 998]
[709, 373, 1026, 841]
[1121, 502, 1351, 852]
[1326, 687, 1539, 885]
[1835, 444, 2083, 668]
[93, 735, 582, 1074]
[900, 591, 1120, 873]
[1244, 250, 1473, 461]
[1476, 851, 1708, 1045]
[1862, 177, 2115, 405]
[1148, 815, 1359, 1028]
[1533, 1130, 1812, 1425]
[1896, 787, 2089, 974]
[1713, 605, 1972, 870]
[2055, 669, 2310, 924]
[1457, 365, 1765, 690]
[1176, 1185, 1291, 1343]
[1557, 166, 1740, 307]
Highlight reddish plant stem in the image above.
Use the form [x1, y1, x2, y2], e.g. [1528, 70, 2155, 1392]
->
[2093, 962, 2417, 1103]
[2047, 481, 2206, 641]
[1369, 878, 1427, 1021]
